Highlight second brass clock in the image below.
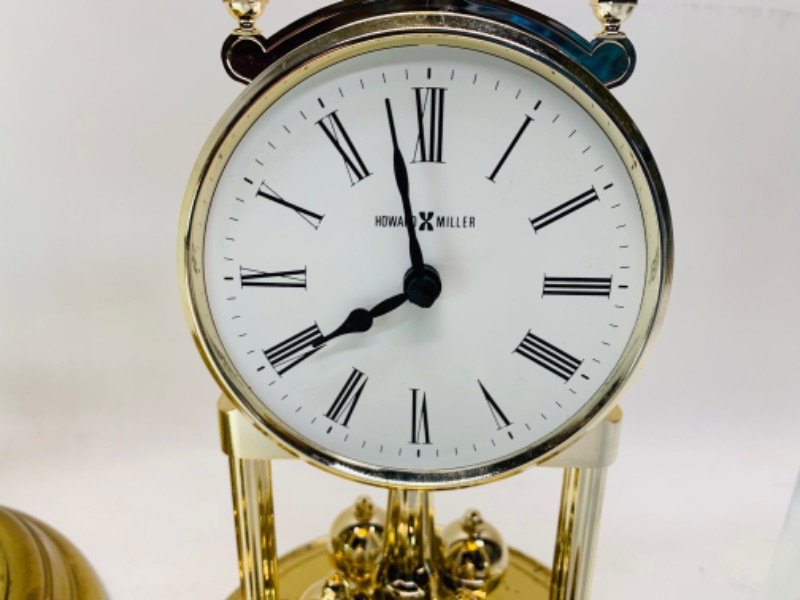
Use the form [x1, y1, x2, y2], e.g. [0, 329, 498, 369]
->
[180, 0, 672, 489]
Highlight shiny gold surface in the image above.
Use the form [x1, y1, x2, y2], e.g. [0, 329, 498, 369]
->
[328, 496, 385, 590]
[541, 407, 622, 469]
[229, 456, 279, 600]
[220, 393, 295, 460]
[550, 468, 608, 600]
[440, 510, 508, 596]
[0, 507, 108, 600]
[590, 0, 638, 37]
[180, 8, 673, 489]
[224, 0, 266, 34]
[375, 490, 438, 599]
[228, 539, 550, 600]
[218, 403, 619, 600]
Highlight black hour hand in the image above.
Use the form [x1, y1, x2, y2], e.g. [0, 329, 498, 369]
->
[314, 292, 407, 347]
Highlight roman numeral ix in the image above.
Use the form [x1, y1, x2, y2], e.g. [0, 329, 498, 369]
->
[241, 266, 307, 289]
[412, 87, 446, 163]
[264, 324, 325, 376]
[317, 111, 371, 185]
[543, 276, 612, 297]
[256, 182, 324, 229]
[514, 332, 582, 382]
[325, 368, 367, 427]
[410, 389, 432, 445]
[530, 187, 599, 232]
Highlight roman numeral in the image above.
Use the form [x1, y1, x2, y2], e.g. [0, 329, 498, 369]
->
[326, 368, 367, 427]
[478, 381, 511, 430]
[264, 324, 325, 376]
[514, 332, 582, 382]
[240, 266, 307, 289]
[530, 187, 599, 232]
[256, 182, 324, 229]
[543, 276, 612, 297]
[412, 87, 446, 163]
[487, 115, 533, 182]
[410, 389, 432, 445]
[317, 111, 371, 185]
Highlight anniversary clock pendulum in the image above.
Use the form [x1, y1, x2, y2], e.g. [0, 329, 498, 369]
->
[178, 1, 673, 598]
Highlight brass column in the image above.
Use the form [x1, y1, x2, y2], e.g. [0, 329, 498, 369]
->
[375, 489, 439, 599]
[549, 467, 609, 600]
[220, 395, 294, 600]
[229, 457, 278, 600]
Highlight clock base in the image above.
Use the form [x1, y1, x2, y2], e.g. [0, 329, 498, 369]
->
[226, 538, 551, 600]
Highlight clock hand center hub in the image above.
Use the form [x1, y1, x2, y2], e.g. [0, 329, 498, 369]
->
[404, 264, 442, 309]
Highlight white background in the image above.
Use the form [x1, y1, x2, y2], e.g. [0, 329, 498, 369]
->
[0, 1, 798, 599]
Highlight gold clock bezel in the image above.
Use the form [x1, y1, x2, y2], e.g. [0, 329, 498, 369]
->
[178, 10, 673, 490]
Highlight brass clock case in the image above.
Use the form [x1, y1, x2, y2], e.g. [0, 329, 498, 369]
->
[179, 5, 673, 490]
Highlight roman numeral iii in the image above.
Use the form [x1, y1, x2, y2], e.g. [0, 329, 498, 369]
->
[264, 324, 325, 376]
[412, 87, 446, 163]
[256, 182, 324, 229]
[326, 369, 367, 427]
[514, 332, 582, 382]
[241, 266, 307, 289]
[530, 187, 599, 232]
[410, 389, 432, 445]
[543, 276, 612, 297]
[317, 111, 371, 185]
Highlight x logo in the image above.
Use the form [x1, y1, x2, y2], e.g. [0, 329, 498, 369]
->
[419, 211, 435, 231]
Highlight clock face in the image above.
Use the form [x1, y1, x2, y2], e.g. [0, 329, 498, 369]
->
[188, 40, 666, 486]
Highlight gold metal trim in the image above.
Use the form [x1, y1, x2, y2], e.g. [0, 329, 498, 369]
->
[229, 457, 279, 599]
[179, 10, 672, 490]
[227, 538, 552, 600]
[550, 467, 609, 600]
[220, 394, 295, 460]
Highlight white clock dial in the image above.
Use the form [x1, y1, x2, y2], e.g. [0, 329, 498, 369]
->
[193, 41, 660, 483]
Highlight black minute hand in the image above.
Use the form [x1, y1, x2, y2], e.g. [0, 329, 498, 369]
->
[385, 98, 425, 275]
[313, 292, 408, 347]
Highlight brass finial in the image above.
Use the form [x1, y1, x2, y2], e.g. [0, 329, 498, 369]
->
[224, 0, 267, 35]
[590, 0, 637, 38]
[439, 510, 509, 596]
[353, 494, 376, 522]
[328, 496, 386, 589]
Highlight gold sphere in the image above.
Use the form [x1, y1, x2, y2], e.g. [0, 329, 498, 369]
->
[328, 495, 386, 588]
[0, 507, 108, 600]
[439, 510, 508, 595]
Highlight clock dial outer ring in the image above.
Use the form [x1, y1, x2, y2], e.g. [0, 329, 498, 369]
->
[179, 11, 673, 490]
